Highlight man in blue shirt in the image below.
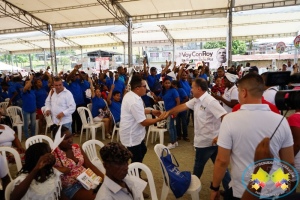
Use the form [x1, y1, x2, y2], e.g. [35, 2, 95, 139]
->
[143, 59, 171, 95]
[117, 66, 128, 84]
[107, 84, 122, 128]
[66, 64, 89, 136]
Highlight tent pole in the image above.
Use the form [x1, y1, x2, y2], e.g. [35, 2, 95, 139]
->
[128, 17, 132, 68]
[48, 24, 57, 75]
[44, 49, 47, 68]
[10, 53, 13, 72]
[173, 41, 175, 65]
[29, 54, 32, 71]
[227, 0, 234, 68]
[123, 44, 126, 66]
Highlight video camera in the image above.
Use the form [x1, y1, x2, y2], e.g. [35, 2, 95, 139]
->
[264, 71, 300, 110]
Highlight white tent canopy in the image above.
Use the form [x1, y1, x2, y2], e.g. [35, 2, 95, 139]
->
[0, 1, 299, 54]
[0, 62, 23, 71]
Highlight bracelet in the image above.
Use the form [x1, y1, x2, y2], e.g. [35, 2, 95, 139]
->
[210, 182, 220, 191]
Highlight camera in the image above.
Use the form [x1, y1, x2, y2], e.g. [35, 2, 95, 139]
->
[265, 71, 300, 110]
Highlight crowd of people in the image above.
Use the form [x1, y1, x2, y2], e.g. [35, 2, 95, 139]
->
[0, 58, 300, 200]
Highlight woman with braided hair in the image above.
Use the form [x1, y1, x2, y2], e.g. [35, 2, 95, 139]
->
[95, 142, 147, 200]
[10, 143, 61, 200]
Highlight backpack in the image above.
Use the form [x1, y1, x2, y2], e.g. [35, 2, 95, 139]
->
[160, 148, 191, 198]
[152, 77, 162, 93]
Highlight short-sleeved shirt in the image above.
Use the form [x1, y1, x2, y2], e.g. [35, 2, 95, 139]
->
[21, 89, 36, 112]
[0, 154, 8, 178]
[120, 91, 146, 147]
[159, 88, 179, 111]
[8, 86, 20, 102]
[179, 80, 191, 98]
[113, 80, 125, 98]
[109, 101, 121, 123]
[42, 80, 50, 92]
[91, 96, 106, 118]
[35, 87, 48, 109]
[0, 125, 15, 147]
[232, 97, 280, 114]
[147, 74, 161, 90]
[218, 104, 293, 198]
[222, 85, 238, 113]
[66, 79, 85, 105]
[186, 92, 227, 147]
[1, 91, 8, 102]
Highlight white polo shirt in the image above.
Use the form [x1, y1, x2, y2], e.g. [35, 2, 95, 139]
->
[222, 85, 238, 113]
[263, 86, 278, 105]
[186, 92, 227, 148]
[120, 91, 146, 147]
[217, 104, 293, 198]
[44, 88, 76, 125]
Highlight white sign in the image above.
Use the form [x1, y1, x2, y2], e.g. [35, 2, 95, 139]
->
[294, 35, 300, 49]
[276, 42, 286, 54]
[175, 48, 227, 69]
[95, 57, 109, 71]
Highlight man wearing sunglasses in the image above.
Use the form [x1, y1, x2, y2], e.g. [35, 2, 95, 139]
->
[119, 75, 165, 170]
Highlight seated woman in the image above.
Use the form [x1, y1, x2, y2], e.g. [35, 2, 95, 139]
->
[89, 77, 112, 139]
[52, 124, 104, 200]
[95, 142, 147, 200]
[0, 108, 25, 163]
[10, 143, 61, 200]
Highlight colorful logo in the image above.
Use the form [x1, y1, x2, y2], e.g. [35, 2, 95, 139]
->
[242, 159, 298, 199]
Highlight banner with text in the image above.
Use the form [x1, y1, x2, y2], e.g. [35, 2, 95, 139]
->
[175, 48, 227, 69]
[95, 57, 109, 71]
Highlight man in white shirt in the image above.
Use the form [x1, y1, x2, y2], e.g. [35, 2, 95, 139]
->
[96, 142, 147, 200]
[210, 73, 294, 200]
[261, 72, 278, 105]
[0, 154, 10, 200]
[45, 77, 76, 132]
[286, 60, 293, 72]
[120, 75, 163, 167]
[163, 78, 231, 192]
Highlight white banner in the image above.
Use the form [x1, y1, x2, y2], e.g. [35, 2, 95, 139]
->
[175, 48, 227, 69]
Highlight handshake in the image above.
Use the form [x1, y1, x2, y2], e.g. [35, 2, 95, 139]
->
[152, 110, 171, 120]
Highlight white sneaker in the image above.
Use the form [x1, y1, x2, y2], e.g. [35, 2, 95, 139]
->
[175, 141, 178, 147]
[167, 143, 176, 149]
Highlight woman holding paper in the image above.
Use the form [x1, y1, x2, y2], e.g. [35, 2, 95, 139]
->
[52, 125, 104, 200]
[10, 143, 61, 200]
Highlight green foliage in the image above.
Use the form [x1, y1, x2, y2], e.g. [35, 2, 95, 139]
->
[59, 57, 71, 66]
[58, 50, 76, 56]
[203, 40, 246, 55]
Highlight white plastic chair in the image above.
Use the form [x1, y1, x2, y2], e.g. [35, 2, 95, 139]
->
[0, 147, 22, 179]
[128, 162, 158, 200]
[87, 103, 92, 112]
[82, 140, 105, 174]
[25, 135, 54, 149]
[110, 112, 120, 142]
[77, 107, 105, 143]
[154, 144, 202, 200]
[0, 101, 9, 116]
[41, 106, 54, 136]
[158, 101, 165, 111]
[145, 108, 167, 146]
[5, 180, 14, 200]
[6, 106, 24, 142]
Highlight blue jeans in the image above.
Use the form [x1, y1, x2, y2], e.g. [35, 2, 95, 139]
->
[23, 110, 36, 139]
[186, 109, 194, 126]
[167, 117, 177, 143]
[62, 182, 83, 199]
[63, 122, 72, 134]
[176, 111, 188, 138]
[194, 146, 231, 192]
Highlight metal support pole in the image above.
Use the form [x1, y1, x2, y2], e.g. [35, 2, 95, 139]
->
[123, 44, 126, 66]
[29, 54, 32, 70]
[295, 31, 299, 64]
[10, 53, 13, 71]
[128, 17, 133, 68]
[173, 41, 175, 65]
[44, 49, 47, 67]
[48, 24, 57, 75]
[227, 0, 233, 68]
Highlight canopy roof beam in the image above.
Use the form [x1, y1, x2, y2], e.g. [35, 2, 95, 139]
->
[14, 38, 43, 50]
[105, 32, 124, 43]
[235, 0, 300, 12]
[97, 0, 130, 27]
[158, 25, 174, 44]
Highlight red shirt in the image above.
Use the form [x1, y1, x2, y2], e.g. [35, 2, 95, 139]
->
[211, 85, 226, 95]
[232, 97, 280, 114]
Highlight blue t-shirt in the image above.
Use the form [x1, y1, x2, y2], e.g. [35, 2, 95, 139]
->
[113, 80, 125, 98]
[35, 88, 48, 109]
[91, 96, 106, 118]
[177, 88, 187, 114]
[118, 75, 127, 84]
[7, 81, 13, 86]
[159, 88, 179, 111]
[42, 80, 50, 93]
[1, 91, 8, 102]
[141, 95, 152, 108]
[8, 86, 20, 102]
[196, 73, 208, 81]
[66, 79, 85, 105]
[109, 101, 121, 123]
[21, 89, 36, 112]
[179, 80, 191, 98]
[147, 74, 161, 90]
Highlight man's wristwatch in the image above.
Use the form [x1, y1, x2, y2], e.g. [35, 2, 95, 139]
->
[150, 110, 153, 115]
[210, 182, 220, 191]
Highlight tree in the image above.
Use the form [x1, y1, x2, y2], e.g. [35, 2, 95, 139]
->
[232, 40, 247, 55]
[59, 57, 71, 66]
[203, 41, 226, 49]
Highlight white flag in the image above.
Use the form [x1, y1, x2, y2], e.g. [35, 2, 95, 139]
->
[51, 125, 65, 152]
